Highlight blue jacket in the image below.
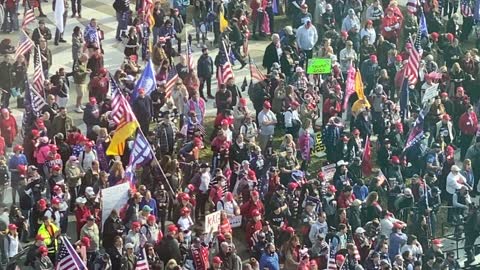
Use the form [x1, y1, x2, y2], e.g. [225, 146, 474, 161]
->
[259, 251, 280, 270]
[388, 232, 407, 261]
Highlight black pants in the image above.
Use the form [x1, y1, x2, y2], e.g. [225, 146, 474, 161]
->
[460, 133, 474, 160]
[1, 92, 10, 108]
[195, 193, 208, 221]
[232, 44, 246, 65]
[465, 231, 479, 260]
[71, 0, 81, 15]
[54, 12, 67, 43]
[199, 76, 212, 97]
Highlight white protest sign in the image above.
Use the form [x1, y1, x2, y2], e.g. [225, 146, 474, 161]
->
[321, 164, 337, 182]
[422, 84, 439, 104]
[204, 211, 222, 233]
[101, 182, 131, 232]
[229, 216, 242, 228]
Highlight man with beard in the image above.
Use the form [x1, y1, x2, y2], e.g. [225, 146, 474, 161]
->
[218, 241, 242, 270]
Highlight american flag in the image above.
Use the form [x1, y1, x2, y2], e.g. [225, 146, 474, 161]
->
[404, 28, 422, 85]
[135, 248, 150, 270]
[15, 30, 34, 60]
[55, 236, 87, 270]
[327, 240, 337, 270]
[110, 76, 137, 125]
[22, 3, 36, 28]
[33, 45, 45, 94]
[218, 61, 234, 85]
[165, 68, 179, 98]
[249, 57, 266, 82]
[404, 104, 430, 150]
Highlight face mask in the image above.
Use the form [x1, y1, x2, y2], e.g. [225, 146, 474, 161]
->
[237, 142, 244, 148]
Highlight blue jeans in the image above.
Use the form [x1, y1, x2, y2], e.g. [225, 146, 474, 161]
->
[116, 11, 129, 39]
[3, 7, 18, 32]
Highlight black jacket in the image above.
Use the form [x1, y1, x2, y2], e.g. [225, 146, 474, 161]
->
[156, 235, 182, 264]
[197, 54, 214, 78]
[133, 96, 153, 120]
[262, 42, 280, 72]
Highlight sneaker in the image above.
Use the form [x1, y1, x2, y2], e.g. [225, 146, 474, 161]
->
[71, 14, 76, 18]
[78, 14, 82, 18]
[54, 42, 59, 46]
[80, 105, 86, 109]
[59, 39, 67, 43]
[75, 107, 83, 113]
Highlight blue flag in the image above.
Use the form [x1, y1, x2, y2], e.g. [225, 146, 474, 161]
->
[400, 78, 409, 120]
[132, 59, 157, 100]
[125, 131, 154, 185]
[419, 11, 429, 38]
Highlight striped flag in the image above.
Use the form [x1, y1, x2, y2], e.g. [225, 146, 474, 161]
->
[55, 236, 87, 270]
[249, 57, 266, 82]
[404, 104, 430, 150]
[33, 45, 45, 94]
[362, 136, 372, 176]
[15, 30, 34, 60]
[327, 240, 337, 270]
[22, 3, 36, 28]
[399, 78, 409, 120]
[218, 61, 234, 85]
[165, 68, 179, 98]
[405, 28, 423, 85]
[110, 76, 136, 125]
[126, 132, 154, 185]
[135, 248, 150, 270]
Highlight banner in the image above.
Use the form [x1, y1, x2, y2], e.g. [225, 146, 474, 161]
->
[312, 132, 326, 157]
[101, 182, 130, 231]
[422, 84, 439, 104]
[204, 211, 222, 233]
[321, 164, 337, 182]
[229, 216, 242, 228]
[307, 58, 332, 74]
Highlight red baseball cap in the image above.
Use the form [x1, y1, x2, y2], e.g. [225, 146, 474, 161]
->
[168, 224, 178, 232]
[213, 256, 223, 264]
[263, 101, 272, 109]
[251, 209, 261, 217]
[369, 55, 378, 63]
[51, 198, 61, 205]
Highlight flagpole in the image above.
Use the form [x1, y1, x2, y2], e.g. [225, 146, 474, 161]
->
[222, 40, 230, 65]
[110, 73, 177, 199]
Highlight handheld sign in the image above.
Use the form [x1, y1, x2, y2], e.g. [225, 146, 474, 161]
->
[307, 58, 332, 74]
[204, 211, 222, 233]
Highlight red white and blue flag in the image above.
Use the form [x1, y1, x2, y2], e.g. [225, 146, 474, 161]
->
[125, 132, 154, 186]
[55, 236, 87, 270]
[135, 248, 150, 270]
[15, 30, 34, 60]
[404, 104, 430, 150]
[165, 68, 179, 98]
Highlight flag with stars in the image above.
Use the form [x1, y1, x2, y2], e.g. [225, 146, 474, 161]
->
[56, 236, 87, 270]
[404, 104, 430, 150]
[125, 131, 154, 186]
[135, 248, 150, 270]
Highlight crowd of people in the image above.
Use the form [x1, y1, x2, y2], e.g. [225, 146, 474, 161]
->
[0, 0, 480, 268]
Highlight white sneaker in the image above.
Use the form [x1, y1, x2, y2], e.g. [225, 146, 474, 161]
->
[75, 107, 83, 113]
[80, 105, 86, 109]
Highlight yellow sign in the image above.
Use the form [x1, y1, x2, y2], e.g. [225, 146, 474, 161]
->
[307, 58, 332, 74]
[312, 132, 326, 153]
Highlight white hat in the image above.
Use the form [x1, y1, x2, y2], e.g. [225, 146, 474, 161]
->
[85, 187, 95, 196]
[451, 165, 461, 172]
[355, 227, 366, 234]
[337, 160, 349, 166]
[295, 67, 304, 73]
[284, 26, 293, 35]
[76, 197, 87, 204]
[403, 188, 413, 197]
[125, 243, 134, 249]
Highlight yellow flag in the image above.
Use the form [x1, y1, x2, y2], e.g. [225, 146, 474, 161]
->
[219, 10, 228, 33]
[355, 69, 371, 108]
[106, 121, 139, 156]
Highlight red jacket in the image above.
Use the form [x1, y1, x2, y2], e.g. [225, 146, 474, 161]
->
[240, 200, 265, 219]
[459, 111, 478, 135]
[75, 206, 92, 236]
[337, 192, 356, 209]
[0, 116, 17, 145]
[381, 15, 400, 40]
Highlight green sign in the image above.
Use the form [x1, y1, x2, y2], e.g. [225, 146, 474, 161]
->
[307, 58, 332, 74]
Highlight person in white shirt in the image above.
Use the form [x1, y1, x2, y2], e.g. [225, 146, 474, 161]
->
[284, 101, 302, 138]
[446, 165, 469, 196]
[196, 163, 211, 221]
[379, 211, 405, 239]
[400, 235, 423, 260]
[339, 41, 357, 74]
[78, 142, 98, 171]
[257, 101, 277, 152]
[216, 192, 240, 217]
[4, 224, 21, 260]
[177, 207, 194, 244]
